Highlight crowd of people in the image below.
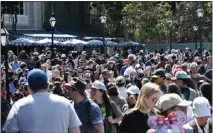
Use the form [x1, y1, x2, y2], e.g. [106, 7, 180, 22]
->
[1, 47, 212, 133]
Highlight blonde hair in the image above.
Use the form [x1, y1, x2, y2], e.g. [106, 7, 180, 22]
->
[133, 83, 162, 114]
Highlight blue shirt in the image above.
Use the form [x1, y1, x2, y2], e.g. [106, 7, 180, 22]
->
[120, 65, 128, 75]
[11, 63, 20, 70]
[180, 87, 190, 100]
[74, 98, 103, 133]
[161, 85, 167, 94]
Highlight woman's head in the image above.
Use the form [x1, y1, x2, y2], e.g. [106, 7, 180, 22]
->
[134, 83, 162, 113]
[164, 73, 172, 87]
[90, 80, 107, 100]
[130, 70, 137, 79]
[107, 85, 119, 96]
[167, 84, 182, 98]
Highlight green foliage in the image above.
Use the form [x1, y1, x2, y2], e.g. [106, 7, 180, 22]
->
[95, 1, 212, 43]
[95, 2, 128, 36]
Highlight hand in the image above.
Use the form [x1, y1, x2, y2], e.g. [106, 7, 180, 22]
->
[107, 116, 115, 124]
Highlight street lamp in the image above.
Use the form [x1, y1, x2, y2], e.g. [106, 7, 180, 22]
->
[49, 12, 56, 59]
[1, 21, 10, 101]
[100, 15, 107, 55]
[196, 7, 204, 59]
[167, 19, 173, 54]
[193, 26, 198, 50]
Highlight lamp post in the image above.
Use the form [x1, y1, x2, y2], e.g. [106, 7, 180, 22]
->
[100, 15, 107, 55]
[193, 26, 198, 50]
[49, 12, 56, 59]
[197, 7, 204, 59]
[1, 21, 10, 101]
[167, 19, 173, 54]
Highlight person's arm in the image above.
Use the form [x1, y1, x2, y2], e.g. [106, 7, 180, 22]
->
[68, 127, 81, 133]
[3, 104, 19, 133]
[94, 123, 105, 133]
[68, 103, 82, 133]
[90, 103, 104, 133]
[109, 101, 123, 124]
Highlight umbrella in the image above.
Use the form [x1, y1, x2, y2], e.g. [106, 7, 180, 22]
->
[88, 40, 103, 46]
[105, 41, 118, 47]
[35, 38, 60, 46]
[62, 39, 88, 47]
[9, 38, 36, 46]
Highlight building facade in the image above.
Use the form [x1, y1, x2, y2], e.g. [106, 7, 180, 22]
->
[1, 1, 101, 33]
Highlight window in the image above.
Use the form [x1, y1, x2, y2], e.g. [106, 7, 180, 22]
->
[1, 2, 24, 15]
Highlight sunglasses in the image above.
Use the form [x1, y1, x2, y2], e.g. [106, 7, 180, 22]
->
[166, 78, 171, 81]
[152, 97, 159, 103]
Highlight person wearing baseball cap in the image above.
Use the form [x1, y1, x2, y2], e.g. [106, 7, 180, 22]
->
[120, 59, 130, 75]
[3, 69, 82, 133]
[151, 69, 167, 94]
[171, 71, 199, 101]
[116, 76, 127, 99]
[183, 97, 212, 133]
[155, 93, 193, 122]
[190, 62, 206, 84]
[125, 85, 140, 110]
[90, 80, 123, 133]
[65, 78, 104, 133]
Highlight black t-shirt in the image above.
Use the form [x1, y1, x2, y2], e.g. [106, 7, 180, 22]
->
[119, 110, 149, 133]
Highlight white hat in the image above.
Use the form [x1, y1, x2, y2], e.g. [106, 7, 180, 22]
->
[127, 85, 140, 95]
[192, 97, 211, 117]
[61, 54, 66, 58]
[91, 80, 106, 91]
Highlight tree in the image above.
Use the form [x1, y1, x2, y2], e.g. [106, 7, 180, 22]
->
[121, 1, 212, 43]
[94, 2, 128, 36]
[121, 2, 173, 44]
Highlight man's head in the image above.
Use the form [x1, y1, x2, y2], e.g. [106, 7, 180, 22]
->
[65, 77, 87, 100]
[102, 69, 110, 80]
[128, 54, 136, 62]
[156, 93, 192, 116]
[27, 69, 48, 92]
[13, 55, 18, 62]
[192, 97, 211, 126]
[171, 71, 190, 88]
[116, 76, 126, 87]
[151, 69, 165, 85]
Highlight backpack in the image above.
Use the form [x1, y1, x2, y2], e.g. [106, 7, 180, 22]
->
[72, 99, 93, 124]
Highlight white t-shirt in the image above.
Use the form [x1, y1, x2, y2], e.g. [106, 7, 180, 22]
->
[3, 92, 82, 133]
[117, 86, 127, 99]
[124, 66, 135, 77]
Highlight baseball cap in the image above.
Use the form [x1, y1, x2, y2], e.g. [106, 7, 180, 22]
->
[192, 97, 211, 117]
[27, 69, 48, 87]
[116, 76, 126, 84]
[124, 59, 130, 64]
[171, 71, 190, 80]
[91, 80, 106, 91]
[127, 85, 140, 95]
[190, 62, 198, 69]
[155, 93, 192, 112]
[151, 69, 165, 78]
[173, 68, 183, 76]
